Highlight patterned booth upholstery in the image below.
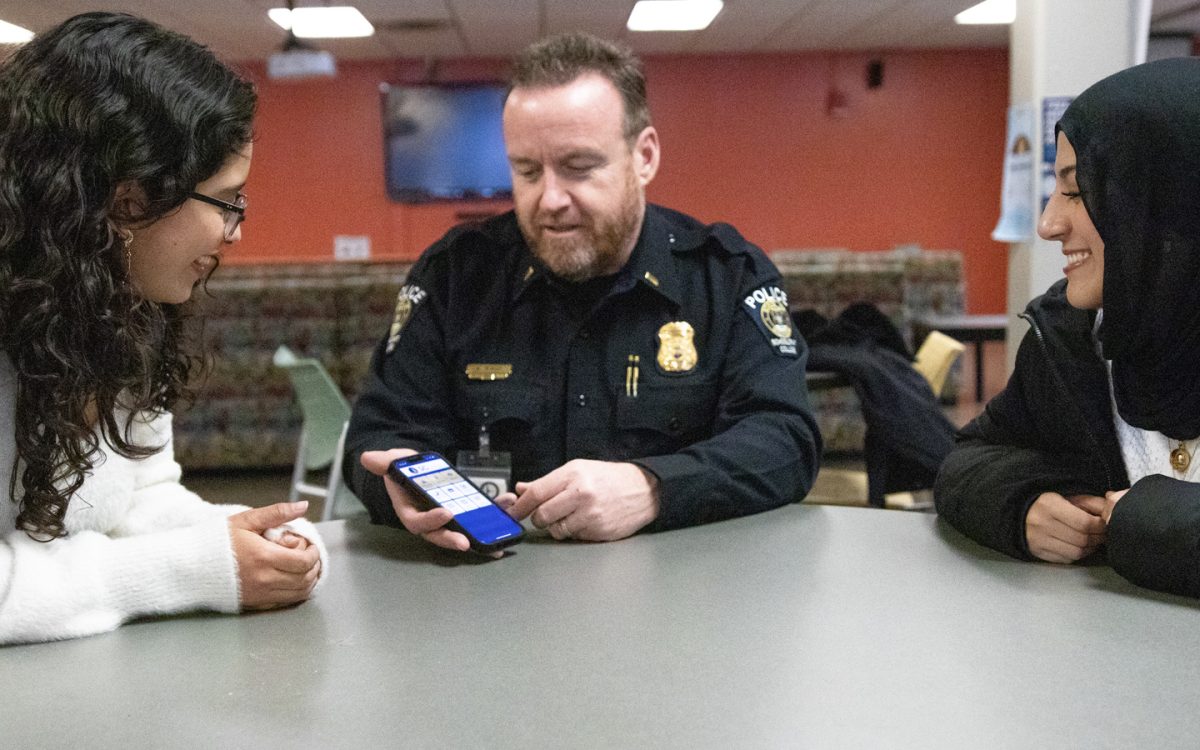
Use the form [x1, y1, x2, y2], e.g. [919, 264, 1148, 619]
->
[173, 249, 963, 469]
[175, 263, 409, 470]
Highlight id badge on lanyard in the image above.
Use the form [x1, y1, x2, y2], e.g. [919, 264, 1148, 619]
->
[456, 423, 512, 499]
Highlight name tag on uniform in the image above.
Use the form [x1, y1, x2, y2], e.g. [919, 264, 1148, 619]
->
[465, 363, 513, 381]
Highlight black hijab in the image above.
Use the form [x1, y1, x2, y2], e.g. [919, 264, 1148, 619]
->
[1057, 58, 1200, 441]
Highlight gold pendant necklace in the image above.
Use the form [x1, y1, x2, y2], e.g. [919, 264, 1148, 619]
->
[1170, 441, 1193, 473]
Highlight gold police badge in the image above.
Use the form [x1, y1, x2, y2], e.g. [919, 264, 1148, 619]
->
[656, 321, 698, 373]
[759, 297, 793, 339]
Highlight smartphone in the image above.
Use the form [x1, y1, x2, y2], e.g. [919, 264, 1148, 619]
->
[387, 452, 524, 553]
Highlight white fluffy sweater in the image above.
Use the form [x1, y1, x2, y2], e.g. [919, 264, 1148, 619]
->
[0, 354, 326, 645]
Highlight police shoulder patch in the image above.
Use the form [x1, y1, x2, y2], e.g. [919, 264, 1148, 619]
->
[385, 283, 428, 354]
[742, 285, 799, 357]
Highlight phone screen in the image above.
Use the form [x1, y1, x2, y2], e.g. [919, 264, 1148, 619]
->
[392, 455, 523, 548]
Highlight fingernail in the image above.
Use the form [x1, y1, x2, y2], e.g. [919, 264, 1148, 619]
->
[292, 501, 309, 512]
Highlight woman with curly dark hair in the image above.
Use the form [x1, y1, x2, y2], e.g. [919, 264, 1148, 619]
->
[0, 12, 326, 644]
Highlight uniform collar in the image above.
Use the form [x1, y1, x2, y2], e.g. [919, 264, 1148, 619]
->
[511, 250, 550, 304]
[511, 204, 700, 307]
[626, 204, 686, 307]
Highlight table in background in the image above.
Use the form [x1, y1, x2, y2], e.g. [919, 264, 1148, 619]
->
[3, 507, 1198, 748]
[805, 369, 849, 391]
[913, 313, 1008, 402]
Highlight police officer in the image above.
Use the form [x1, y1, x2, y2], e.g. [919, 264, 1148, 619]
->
[345, 32, 820, 550]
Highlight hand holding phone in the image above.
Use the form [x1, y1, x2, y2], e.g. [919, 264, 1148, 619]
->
[361, 449, 472, 551]
[385, 452, 524, 553]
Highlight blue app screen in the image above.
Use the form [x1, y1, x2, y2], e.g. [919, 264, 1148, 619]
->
[396, 457, 522, 545]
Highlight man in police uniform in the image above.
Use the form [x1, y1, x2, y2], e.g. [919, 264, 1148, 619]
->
[345, 33, 820, 550]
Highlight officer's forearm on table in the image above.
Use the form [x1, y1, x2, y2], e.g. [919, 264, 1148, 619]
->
[633, 408, 820, 531]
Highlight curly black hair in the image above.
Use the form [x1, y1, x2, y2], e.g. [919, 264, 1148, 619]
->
[0, 12, 256, 538]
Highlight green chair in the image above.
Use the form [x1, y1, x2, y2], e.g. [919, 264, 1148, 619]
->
[273, 345, 356, 521]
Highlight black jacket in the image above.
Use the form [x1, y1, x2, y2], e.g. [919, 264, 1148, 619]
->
[345, 205, 821, 532]
[799, 304, 955, 504]
[935, 280, 1200, 598]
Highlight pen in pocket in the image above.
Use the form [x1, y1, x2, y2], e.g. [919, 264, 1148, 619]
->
[625, 354, 641, 397]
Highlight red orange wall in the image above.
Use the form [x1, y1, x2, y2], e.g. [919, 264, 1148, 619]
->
[236, 49, 1010, 313]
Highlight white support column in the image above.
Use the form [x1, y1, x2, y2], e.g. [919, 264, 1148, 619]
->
[1004, 0, 1151, 370]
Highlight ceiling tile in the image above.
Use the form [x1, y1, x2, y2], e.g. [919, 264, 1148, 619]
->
[0, 0, 1191, 59]
[695, 0, 823, 52]
[543, 2, 631, 40]
[454, 1, 540, 55]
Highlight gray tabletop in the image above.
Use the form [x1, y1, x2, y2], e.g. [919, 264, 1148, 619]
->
[3, 505, 1198, 749]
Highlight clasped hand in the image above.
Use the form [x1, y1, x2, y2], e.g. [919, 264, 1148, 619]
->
[227, 501, 323, 610]
[1025, 487, 1130, 564]
[361, 449, 660, 553]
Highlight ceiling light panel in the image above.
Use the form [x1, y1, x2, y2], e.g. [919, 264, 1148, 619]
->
[269, 6, 375, 38]
[0, 18, 34, 43]
[954, 0, 1016, 25]
[627, 0, 724, 32]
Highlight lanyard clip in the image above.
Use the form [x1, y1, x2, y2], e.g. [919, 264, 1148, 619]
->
[478, 408, 491, 458]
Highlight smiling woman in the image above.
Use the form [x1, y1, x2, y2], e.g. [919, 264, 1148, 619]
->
[935, 58, 1200, 599]
[126, 145, 253, 303]
[1038, 134, 1105, 310]
[0, 12, 326, 645]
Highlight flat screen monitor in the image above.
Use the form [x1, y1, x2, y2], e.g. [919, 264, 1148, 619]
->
[382, 83, 512, 203]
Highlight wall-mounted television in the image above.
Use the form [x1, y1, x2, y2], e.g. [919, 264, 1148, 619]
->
[382, 83, 512, 203]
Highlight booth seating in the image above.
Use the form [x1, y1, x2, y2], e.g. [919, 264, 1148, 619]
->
[173, 249, 964, 470]
[175, 262, 405, 470]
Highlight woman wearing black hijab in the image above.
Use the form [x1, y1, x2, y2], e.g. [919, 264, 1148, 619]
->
[935, 58, 1200, 598]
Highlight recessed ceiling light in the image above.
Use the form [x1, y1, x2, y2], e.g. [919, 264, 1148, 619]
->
[268, 6, 374, 39]
[627, 0, 724, 32]
[0, 19, 34, 44]
[954, 0, 1016, 25]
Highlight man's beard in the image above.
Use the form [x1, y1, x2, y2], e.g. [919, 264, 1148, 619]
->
[520, 177, 643, 282]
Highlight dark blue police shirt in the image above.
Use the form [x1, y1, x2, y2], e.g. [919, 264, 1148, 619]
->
[345, 204, 821, 531]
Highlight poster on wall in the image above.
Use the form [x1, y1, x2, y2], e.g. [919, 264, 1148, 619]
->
[992, 103, 1035, 242]
[1040, 96, 1074, 211]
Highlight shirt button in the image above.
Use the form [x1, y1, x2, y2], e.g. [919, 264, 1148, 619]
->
[668, 416, 681, 431]
[577, 394, 587, 407]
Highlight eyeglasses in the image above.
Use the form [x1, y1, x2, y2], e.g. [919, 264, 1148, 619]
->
[189, 191, 247, 241]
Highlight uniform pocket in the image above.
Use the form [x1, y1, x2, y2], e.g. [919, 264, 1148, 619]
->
[455, 381, 542, 464]
[616, 379, 718, 454]
[457, 381, 540, 425]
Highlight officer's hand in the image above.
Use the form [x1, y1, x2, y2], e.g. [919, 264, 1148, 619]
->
[360, 448, 472, 553]
[507, 459, 660, 542]
[1024, 491, 1106, 563]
